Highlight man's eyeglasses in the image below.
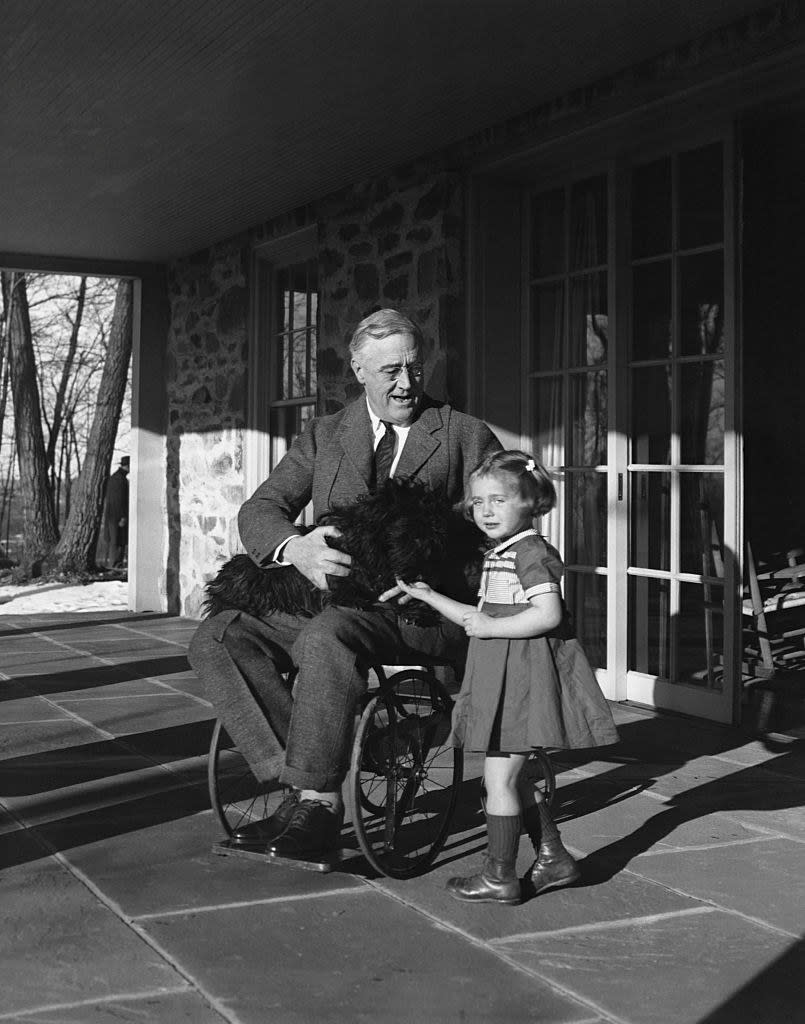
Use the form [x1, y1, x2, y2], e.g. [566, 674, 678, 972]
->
[378, 363, 424, 382]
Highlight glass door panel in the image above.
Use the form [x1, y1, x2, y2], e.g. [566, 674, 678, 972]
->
[567, 572, 607, 668]
[625, 139, 734, 722]
[631, 365, 672, 463]
[528, 175, 608, 670]
[630, 471, 670, 571]
[629, 576, 671, 677]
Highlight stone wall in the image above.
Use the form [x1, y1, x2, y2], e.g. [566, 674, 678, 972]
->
[316, 164, 466, 413]
[165, 237, 249, 617]
[167, 166, 465, 618]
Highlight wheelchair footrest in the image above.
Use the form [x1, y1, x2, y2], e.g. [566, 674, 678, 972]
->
[212, 838, 346, 873]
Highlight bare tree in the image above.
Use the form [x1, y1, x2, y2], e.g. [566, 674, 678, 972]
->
[2, 272, 59, 575]
[46, 276, 86, 484]
[52, 279, 132, 574]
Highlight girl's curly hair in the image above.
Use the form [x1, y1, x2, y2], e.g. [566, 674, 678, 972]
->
[463, 449, 556, 519]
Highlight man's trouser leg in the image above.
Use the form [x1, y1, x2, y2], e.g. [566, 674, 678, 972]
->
[280, 606, 403, 792]
[279, 607, 468, 793]
[188, 609, 300, 783]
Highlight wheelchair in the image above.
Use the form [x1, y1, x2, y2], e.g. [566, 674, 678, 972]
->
[208, 661, 557, 879]
[209, 661, 461, 879]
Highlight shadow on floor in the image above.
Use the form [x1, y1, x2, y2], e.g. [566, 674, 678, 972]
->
[2, 655, 193, 700]
[1, 721, 216, 795]
[697, 938, 805, 1024]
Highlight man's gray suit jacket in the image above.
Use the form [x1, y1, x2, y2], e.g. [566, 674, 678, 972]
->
[239, 396, 501, 567]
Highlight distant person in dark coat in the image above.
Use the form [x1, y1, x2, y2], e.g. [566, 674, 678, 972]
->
[102, 456, 129, 568]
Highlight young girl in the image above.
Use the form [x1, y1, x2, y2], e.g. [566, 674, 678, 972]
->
[397, 450, 619, 905]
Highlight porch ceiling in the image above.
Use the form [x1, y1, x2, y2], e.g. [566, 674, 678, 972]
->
[1, 0, 766, 265]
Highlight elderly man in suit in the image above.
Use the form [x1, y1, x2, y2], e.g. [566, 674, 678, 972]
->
[189, 308, 501, 859]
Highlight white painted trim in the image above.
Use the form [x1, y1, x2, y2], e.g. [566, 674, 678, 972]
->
[129, 277, 168, 612]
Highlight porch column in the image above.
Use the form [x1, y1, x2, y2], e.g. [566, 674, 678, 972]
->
[129, 272, 169, 612]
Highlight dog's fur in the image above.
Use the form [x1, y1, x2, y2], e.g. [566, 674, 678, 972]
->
[202, 479, 484, 624]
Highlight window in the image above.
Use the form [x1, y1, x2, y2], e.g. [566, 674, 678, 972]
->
[528, 174, 609, 666]
[268, 257, 318, 469]
[247, 227, 319, 506]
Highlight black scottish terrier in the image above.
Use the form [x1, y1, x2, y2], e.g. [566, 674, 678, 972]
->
[202, 478, 484, 624]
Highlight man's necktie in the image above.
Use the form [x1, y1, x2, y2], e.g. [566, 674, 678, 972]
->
[373, 421, 396, 490]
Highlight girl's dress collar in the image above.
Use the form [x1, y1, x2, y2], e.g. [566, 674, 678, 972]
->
[489, 528, 539, 555]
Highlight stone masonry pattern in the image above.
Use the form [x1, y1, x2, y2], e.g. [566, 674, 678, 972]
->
[167, 166, 464, 617]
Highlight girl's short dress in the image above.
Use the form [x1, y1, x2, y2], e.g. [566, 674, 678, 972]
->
[450, 529, 619, 753]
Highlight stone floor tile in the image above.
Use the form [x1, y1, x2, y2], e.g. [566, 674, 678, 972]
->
[374, 831, 701, 943]
[0, 738, 156, 798]
[0, 990, 223, 1023]
[5, 659, 193, 698]
[141, 889, 591, 1024]
[66, 638, 185, 656]
[647, 758, 798, 801]
[3, 758, 206, 827]
[62, 807, 366, 918]
[12, 780, 209, 868]
[627, 836, 804, 933]
[709, 735, 805, 770]
[551, 780, 668, 847]
[695, 937, 805, 1024]
[0, 821, 51, 864]
[42, 680, 185, 704]
[0, 857, 183, 1015]
[50, 694, 212, 736]
[113, 717, 214, 763]
[611, 712, 751, 760]
[664, 775, 805, 840]
[497, 909, 796, 1024]
[558, 789, 769, 864]
[722, 801, 805, 839]
[2, 652, 103, 675]
[0, 696, 76, 725]
[0, 718, 104, 759]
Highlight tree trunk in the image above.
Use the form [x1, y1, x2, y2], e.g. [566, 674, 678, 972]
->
[47, 276, 86, 503]
[3, 272, 59, 575]
[53, 279, 132, 575]
[0, 304, 8, 455]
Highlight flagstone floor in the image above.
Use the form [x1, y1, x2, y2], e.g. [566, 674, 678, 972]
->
[1, 610, 803, 1023]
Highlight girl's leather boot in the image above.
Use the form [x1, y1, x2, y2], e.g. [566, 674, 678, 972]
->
[446, 855, 521, 905]
[530, 800, 580, 895]
[446, 813, 522, 905]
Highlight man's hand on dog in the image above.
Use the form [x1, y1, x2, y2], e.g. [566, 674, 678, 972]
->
[283, 527, 352, 590]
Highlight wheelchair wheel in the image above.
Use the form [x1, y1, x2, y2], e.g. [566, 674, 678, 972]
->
[207, 720, 291, 839]
[524, 747, 556, 811]
[350, 669, 462, 879]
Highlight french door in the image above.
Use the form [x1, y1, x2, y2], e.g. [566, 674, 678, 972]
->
[526, 134, 739, 723]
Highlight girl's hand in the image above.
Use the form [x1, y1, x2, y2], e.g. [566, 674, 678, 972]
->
[378, 582, 410, 604]
[462, 610, 496, 638]
[394, 578, 433, 601]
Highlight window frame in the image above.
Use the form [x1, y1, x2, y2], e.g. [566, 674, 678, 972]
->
[245, 225, 318, 501]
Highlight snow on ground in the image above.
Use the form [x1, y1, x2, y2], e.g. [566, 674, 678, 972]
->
[0, 580, 128, 615]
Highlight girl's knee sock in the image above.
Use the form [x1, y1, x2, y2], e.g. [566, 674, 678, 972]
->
[486, 814, 521, 864]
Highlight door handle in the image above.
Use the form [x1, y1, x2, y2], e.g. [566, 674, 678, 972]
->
[618, 473, 623, 501]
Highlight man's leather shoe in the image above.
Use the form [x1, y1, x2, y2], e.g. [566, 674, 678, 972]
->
[446, 856, 521, 905]
[231, 791, 299, 845]
[530, 837, 581, 895]
[268, 799, 344, 858]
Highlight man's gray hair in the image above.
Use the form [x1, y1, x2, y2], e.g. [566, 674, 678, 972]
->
[349, 308, 424, 358]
